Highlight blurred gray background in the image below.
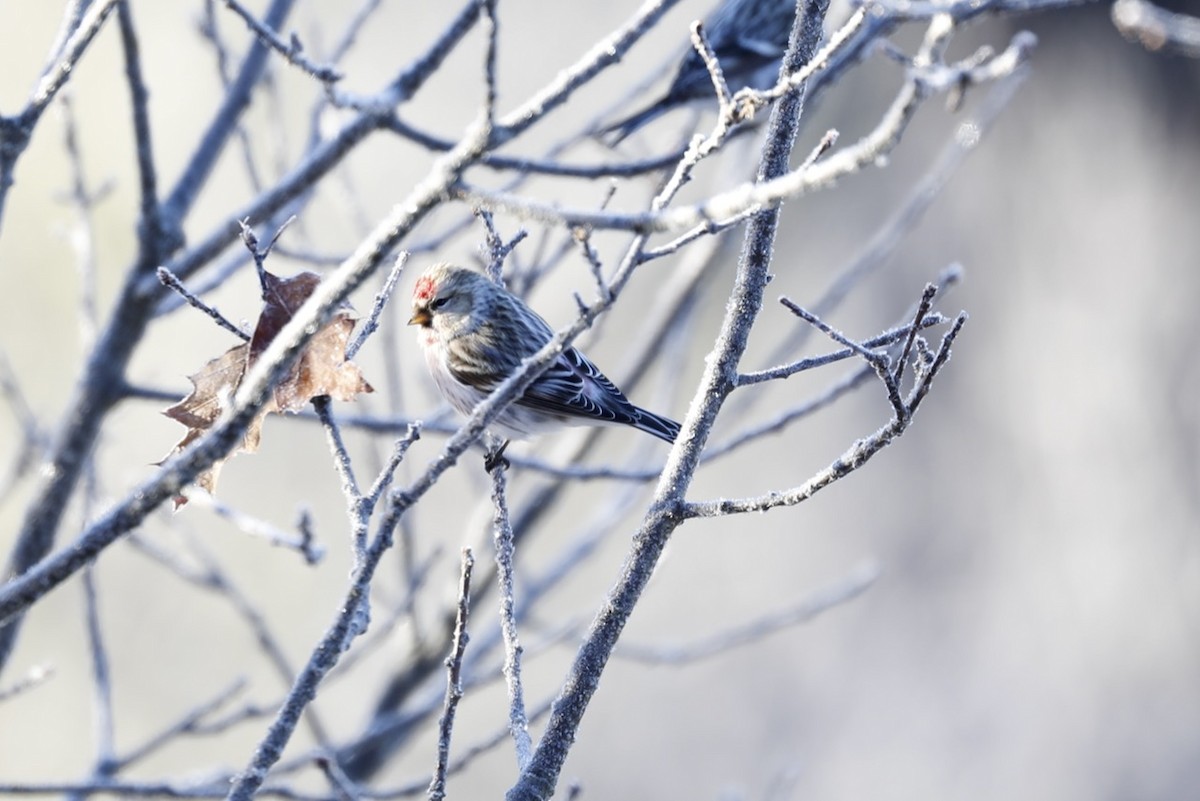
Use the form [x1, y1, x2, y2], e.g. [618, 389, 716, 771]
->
[0, 1, 1197, 799]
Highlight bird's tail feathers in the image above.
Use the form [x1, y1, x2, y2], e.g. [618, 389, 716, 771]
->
[634, 408, 681, 444]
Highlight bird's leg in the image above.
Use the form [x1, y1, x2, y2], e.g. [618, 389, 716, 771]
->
[484, 438, 511, 473]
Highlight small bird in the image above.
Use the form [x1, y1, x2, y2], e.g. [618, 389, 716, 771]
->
[601, 0, 799, 144]
[409, 264, 680, 468]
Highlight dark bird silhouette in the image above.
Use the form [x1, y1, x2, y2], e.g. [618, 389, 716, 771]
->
[601, 0, 799, 144]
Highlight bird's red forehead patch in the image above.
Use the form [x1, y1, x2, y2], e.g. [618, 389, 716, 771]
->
[413, 274, 436, 302]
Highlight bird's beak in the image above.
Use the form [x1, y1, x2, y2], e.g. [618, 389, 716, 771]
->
[408, 308, 431, 327]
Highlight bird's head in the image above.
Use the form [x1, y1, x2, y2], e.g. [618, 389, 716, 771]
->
[409, 263, 484, 332]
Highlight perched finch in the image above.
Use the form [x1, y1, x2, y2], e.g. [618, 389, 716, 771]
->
[409, 264, 680, 463]
[601, 0, 798, 144]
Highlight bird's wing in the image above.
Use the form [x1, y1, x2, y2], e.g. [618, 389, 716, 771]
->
[442, 297, 554, 392]
[518, 346, 644, 426]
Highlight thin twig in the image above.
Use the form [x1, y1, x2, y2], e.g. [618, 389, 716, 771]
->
[326, 0, 386, 64]
[892, 284, 938, 391]
[81, 565, 117, 778]
[778, 295, 905, 416]
[313, 397, 362, 504]
[117, 0, 175, 258]
[115, 679, 249, 770]
[22, 0, 122, 125]
[347, 251, 409, 360]
[458, 30, 1037, 234]
[0, 779, 325, 799]
[363, 425, 423, 509]
[617, 562, 880, 664]
[690, 20, 733, 116]
[0, 663, 55, 703]
[314, 755, 361, 801]
[188, 492, 325, 562]
[481, 0, 499, 124]
[476, 208, 516, 283]
[222, 0, 344, 83]
[157, 267, 251, 340]
[735, 316, 947, 386]
[684, 314, 967, 517]
[358, 695, 557, 799]
[383, 116, 685, 177]
[489, 466, 533, 771]
[428, 548, 475, 801]
[57, 92, 104, 349]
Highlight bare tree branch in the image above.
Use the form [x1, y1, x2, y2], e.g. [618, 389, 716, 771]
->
[222, 0, 344, 84]
[489, 465, 533, 771]
[617, 562, 880, 664]
[427, 548, 475, 801]
[505, 2, 832, 797]
[1, 0, 1174, 797]
[0, 0, 120, 227]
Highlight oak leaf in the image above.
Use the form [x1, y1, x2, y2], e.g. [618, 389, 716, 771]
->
[161, 270, 373, 507]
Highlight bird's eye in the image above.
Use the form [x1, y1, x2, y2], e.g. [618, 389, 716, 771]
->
[429, 296, 449, 311]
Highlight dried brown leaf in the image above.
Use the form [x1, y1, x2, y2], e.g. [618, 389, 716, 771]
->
[161, 270, 373, 507]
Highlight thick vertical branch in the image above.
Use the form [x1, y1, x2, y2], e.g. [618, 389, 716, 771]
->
[504, 2, 832, 799]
